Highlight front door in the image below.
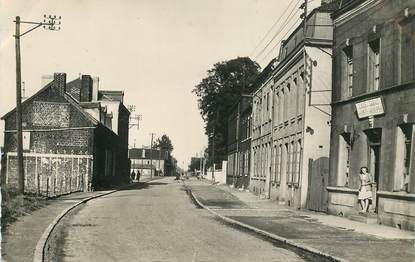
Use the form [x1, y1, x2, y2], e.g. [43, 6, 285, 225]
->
[366, 128, 382, 212]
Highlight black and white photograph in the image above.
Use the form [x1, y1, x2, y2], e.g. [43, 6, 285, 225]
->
[1, 0, 415, 261]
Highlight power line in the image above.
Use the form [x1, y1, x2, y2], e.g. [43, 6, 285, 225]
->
[258, 16, 302, 65]
[253, 0, 302, 62]
[249, 0, 297, 58]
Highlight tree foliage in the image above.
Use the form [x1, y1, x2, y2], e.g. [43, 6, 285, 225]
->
[193, 57, 260, 165]
[154, 134, 174, 152]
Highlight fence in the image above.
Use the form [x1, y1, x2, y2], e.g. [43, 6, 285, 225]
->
[5, 152, 93, 197]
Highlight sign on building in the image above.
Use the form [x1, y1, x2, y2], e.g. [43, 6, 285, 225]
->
[355, 97, 384, 119]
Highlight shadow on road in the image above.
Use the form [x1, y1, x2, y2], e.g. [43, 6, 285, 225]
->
[118, 181, 170, 191]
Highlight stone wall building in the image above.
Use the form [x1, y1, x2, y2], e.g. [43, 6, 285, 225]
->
[268, 4, 335, 210]
[226, 96, 252, 189]
[250, 61, 276, 197]
[328, 0, 415, 230]
[1, 73, 130, 195]
[249, 3, 338, 210]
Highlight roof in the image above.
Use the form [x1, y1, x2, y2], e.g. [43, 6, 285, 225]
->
[331, 0, 363, 19]
[1, 81, 53, 120]
[2, 76, 99, 126]
[129, 148, 168, 160]
[98, 90, 124, 102]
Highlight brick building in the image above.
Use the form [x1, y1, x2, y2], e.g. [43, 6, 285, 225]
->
[226, 96, 252, 189]
[1, 73, 130, 195]
[327, 0, 415, 230]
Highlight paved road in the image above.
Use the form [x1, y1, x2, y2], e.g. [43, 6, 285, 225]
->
[58, 177, 306, 262]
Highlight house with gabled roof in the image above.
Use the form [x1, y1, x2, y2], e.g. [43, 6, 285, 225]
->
[1, 73, 130, 196]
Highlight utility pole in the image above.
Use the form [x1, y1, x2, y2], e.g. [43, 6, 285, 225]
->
[14, 15, 61, 195]
[211, 127, 215, 182]
[300, 0, 308, 36]
[150, 132, 155, 179]
[199, 150, 203, 177]
[15, 16, 23, 195]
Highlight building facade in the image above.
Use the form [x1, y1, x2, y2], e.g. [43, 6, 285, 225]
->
[129, 147, 171, 177]
[270, 6, 336, 210]
[2, 73, 130, 195]
[328, 0, 415, 230]
[250, 62, 275, 197]
[226, 96, 252, 189]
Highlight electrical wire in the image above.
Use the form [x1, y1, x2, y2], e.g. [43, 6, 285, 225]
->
[249, 0, 298, 58]
[258, 16, 302, 65]
[253, 0, 302, 62]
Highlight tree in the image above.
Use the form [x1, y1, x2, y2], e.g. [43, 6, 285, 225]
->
[154, 134, 174, 152]
[193, 57, 260, 166]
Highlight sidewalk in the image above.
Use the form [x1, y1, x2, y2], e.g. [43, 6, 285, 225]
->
[186, 178, 415, 262]
[1, 188, 123, 262]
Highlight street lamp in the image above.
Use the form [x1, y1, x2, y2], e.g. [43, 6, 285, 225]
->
[14, 15, 61, 195]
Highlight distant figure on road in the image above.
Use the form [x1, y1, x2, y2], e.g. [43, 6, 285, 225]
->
[131, 170, 136, 183]
[137, 170, 141, 182]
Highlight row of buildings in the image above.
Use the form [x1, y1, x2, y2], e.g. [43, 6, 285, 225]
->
[129, 147, 176, 177]
[227, 0, 415, 231]
[1, 73, 130, 195]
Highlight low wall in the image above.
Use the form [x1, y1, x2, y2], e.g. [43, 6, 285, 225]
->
[5, 152, 92, 197]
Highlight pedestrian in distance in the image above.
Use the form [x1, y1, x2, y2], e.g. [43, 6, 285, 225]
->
[358, 166, 374, 213]
[130, 170, 136, 183]
[137, 170, 141, 182]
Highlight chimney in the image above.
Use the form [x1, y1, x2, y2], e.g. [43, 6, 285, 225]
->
[52, 73, 66, 95]
[92, 77, 99, 101]
[80, 75, 93, 102]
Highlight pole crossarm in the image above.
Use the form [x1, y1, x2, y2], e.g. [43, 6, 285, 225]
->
[18, 23, 43, 38]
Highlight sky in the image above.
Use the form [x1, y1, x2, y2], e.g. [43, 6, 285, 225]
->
[0, 0, 320, 168]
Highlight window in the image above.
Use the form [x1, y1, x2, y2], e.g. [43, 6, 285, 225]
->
[253, 149, 257, 177]
[343, 46, 353, 98]
[400, 19, 415, 83]
[395, 124, 413, 192]
[275, 92, 280, 124]
[266, 92, 270, 111]
[293, 140, 302, 184]
[287, 141, 294, 184]
[338, 133, 351, 186]
[239, 152, 244, 177]
[368, 39, 380, 91]
[274, 144, 282, 183]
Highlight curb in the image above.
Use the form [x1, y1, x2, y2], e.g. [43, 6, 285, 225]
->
[185, 184, 347, 262]
[33, 182, 138, 262]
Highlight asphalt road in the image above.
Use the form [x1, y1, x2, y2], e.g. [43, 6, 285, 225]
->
[58, 177, 306, 262]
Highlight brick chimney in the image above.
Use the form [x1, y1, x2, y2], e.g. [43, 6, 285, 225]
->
[52, 73, 66, 95]
[80, 75, 93, 102]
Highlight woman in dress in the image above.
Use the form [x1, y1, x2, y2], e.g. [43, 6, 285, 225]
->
[358, 166, 373, 213]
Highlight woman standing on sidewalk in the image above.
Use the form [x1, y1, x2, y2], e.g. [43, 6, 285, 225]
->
[358, 166, 374, 213]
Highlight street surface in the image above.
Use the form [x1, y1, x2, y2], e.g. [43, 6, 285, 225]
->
[58, 177, 306, 262]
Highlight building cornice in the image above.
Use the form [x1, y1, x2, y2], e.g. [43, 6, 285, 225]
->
[334, 0, 381, 27]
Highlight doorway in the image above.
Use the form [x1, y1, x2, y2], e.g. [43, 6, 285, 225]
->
[365, 128, 382, 212]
